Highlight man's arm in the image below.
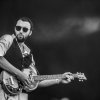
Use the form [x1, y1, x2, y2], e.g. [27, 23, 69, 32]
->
[38, 79, 61, 87]
[38, 72, 73, 87]
[0, 56, 27, 80]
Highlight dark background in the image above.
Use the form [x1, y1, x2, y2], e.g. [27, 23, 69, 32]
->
[0, 0, 100, 100]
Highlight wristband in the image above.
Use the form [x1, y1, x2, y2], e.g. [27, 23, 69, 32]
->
[56, 79, 60, 84]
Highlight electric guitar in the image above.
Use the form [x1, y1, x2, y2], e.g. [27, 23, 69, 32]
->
[1, 67, 87, 96]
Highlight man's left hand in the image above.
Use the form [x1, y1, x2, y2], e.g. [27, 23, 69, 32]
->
[60, 72, 74, 84]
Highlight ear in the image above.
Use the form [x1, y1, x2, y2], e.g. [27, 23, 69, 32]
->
[29, 30, 32, 36]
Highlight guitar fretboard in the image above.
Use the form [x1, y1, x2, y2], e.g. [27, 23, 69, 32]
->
[33, 74, 66, 81]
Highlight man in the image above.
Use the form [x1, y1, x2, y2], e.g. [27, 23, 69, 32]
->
[0, 17, 73, 100]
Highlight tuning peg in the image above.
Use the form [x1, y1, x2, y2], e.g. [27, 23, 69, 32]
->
[76, 72, 79, 74]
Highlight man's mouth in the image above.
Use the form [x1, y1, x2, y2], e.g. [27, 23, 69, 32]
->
[17, 34, 23, 39]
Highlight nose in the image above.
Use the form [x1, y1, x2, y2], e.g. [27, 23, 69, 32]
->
[20, 28, 23, 33]
[19, 32, 23, 35]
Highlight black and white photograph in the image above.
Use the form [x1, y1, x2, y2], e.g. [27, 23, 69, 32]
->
[0, 0, 100, 100]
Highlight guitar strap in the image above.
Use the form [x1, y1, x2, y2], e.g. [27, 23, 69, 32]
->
[0, 73, 2, 83]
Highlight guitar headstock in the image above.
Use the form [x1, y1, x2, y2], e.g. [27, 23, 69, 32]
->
[75, 72, 87, 81]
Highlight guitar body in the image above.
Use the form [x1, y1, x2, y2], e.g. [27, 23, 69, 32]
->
[1, 67, 39, 96]
[1, 71, 22, 96]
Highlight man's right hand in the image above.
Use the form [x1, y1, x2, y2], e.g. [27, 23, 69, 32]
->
[17, 73, 31, 88]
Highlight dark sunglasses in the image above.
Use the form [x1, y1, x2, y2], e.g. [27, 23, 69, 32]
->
[15, 26, 29, 32]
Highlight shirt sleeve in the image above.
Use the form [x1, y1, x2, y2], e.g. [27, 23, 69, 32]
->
[0, 34, 14, 56]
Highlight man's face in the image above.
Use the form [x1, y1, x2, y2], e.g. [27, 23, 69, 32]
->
[15, 20, 32, 43]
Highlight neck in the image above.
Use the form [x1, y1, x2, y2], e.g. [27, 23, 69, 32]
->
[15, 38, 24, 46]
[18, 42, 24, 45]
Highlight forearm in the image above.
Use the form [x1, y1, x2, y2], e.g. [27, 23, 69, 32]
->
[38, 79, 60, 87]
[0, 56, 24, 78]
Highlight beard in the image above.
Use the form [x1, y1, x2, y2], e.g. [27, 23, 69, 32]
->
[16, 34, 26, 43]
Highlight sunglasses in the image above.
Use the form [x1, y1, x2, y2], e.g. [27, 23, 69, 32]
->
[15, 26, 29, 32]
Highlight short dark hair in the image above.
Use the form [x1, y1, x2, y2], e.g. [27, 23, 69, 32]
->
[18, 17, 34, 31]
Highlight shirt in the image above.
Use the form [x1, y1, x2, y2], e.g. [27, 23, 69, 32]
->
[0, 34, 14, 56]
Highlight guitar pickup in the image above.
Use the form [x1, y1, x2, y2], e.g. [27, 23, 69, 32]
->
[9, 76, 14, 85]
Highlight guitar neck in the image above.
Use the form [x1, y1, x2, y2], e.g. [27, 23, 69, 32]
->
[33, 74, 66, 81]
[33, 73, 82, 81]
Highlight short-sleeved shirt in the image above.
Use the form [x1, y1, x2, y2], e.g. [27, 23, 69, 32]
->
[0, 34, 14, 56]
